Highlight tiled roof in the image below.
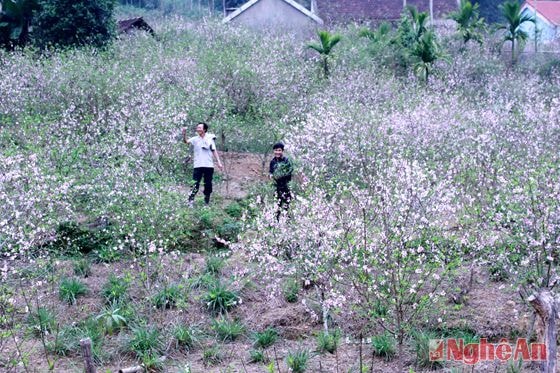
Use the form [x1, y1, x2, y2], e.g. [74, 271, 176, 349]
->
[522, 1, 560, 26]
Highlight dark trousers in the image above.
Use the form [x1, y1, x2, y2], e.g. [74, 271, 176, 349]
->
[275, 184, 291, 218]
[189, 167, 214, 203]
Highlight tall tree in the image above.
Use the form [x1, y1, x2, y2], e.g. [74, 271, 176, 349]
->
[33, 0, 116, 49]
[498, 0, 534, 64]
[449, 0, 486, 46]
[0, 0, 39, 49]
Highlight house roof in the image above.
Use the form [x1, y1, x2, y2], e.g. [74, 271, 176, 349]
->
[315, 0, 458, 22]
[117, 17, 155, 35]
[522, 1, 560, 26]
[222, 0, 324, 24]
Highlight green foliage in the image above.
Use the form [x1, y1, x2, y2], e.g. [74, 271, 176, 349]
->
[412, 330, 444, 369]
[215, 218, 241, 242]
[58, 277, 88, 305]
[498, 0, 534, 63]
[283, 278, 299, 303]
[0, 0, 38, 49]
[211, 316, 245, 342]
[140, 352, 165, 372]
[173, 324, 200, 350]
[51, 221, 113, 255]
[94, 246, 122, 263]
[72, 257, 91, 277]
[449, 0, 486, 45]
[316, 329, 341, 354]
[27, 306, 56, 337]
[203, 281, 239, 315]
[50, 317, 105, 362]
[33, 0, 117, 49]
[128, 325, 163, 357]
[307, 30, 342, 78]
[253, 327, 278, 349]
[101, 274, 129, 304]
[371, 333, 396, 361]
[202, 344, 222, 366]
[152, 284, 183, 309]
[205, 254, 225, 275]
[411, 31, 446, 82]
[249, 349, 268, 363]
[224, 201, 243, 218]
[285, 348, 309, 373]
[95, 302, 127, 335]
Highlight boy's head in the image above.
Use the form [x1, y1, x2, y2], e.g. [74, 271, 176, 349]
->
[196, 122, 208, 136]
[273, 142, 284, 158]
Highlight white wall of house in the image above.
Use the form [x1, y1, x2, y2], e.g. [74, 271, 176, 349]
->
[520, 6, 559, 42]
[228, 0, 320, 31]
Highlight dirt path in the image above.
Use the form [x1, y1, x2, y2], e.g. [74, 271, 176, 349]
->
[215, 151, 269, 200]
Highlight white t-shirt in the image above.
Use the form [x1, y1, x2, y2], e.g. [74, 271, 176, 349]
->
[189, 134, 217, 168]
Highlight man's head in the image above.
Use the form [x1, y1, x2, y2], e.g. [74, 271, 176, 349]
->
[273, 142, 284, 158]
[196, 122, 208, 136]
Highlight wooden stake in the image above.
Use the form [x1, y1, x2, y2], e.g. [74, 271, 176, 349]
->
[528, 290, 558, 373]
[80, 338, 96, 373]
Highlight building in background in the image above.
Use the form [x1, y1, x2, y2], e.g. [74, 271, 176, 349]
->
[520, 1, 560, 42]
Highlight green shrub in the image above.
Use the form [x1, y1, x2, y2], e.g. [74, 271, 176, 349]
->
[51, 221, 112, 255]
[316, 329, 341, 354]
[152, 284, 183, 309]
[27, 307, 57, 337]
[225, 202, 243, 218]
[215, 219, 241, 241]
[95, 303, 127, 335]
[128, 325, 163, 357]
[101, 275, 129, 304]
[286, 348, 309, 373]
[73, 258, 91, 277]
[188, 272, 217, 290]
[283, 278, 299, 303]
[253, 327, 278, 349]
[33, 0, 116, 49]
[141, 352, 165, 372]
[94, 246, 122, 263]
[371, 333, 396, 361]
[50, 317, 105, 361]
[59, 278, 88, 305]
[203, 282, 239, 315]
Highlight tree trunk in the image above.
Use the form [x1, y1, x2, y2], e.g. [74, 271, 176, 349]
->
[528, 290, 557, 373]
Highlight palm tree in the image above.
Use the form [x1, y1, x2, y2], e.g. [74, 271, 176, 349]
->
[307, 30, 341, 78]
[0, 0, 39, 49]
[411, 30, 446, 82]
[498, 0, 534, 64]
[449, 0, 486, 46]
[406, 5, 429, 41]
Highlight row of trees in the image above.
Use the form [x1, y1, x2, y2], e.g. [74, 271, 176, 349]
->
[0, 0, 116, 49]
[307, 0, 535, 82]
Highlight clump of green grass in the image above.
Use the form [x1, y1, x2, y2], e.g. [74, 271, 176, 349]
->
[203, 282, 239, 315]
[225, 201, 243, 218]
[72, 258, 91, 277]
[249, 349, 268, 363]
[27, 307, 57, 337]
[212, 317, 245, 342]
[141, 352, 165, 372]
[253, 327, 278, 349]
[412, 330, 444, 369]
[128, 325, 164, 358]
[59, 277, 88, 305]
[49, 317, 105, 362]
[283, 278, 299, 303]
[202, 344, 222, 366]
[316, 329, 341, 354]
[152, 284, 183, 309]
[101, 274, 129, 304]
[95, 303, 127, 335]
[173, 324, 201, 350]
[286, 348, 309, 373]
[371, 333, 396, 361]
[205, 255, 225, 275]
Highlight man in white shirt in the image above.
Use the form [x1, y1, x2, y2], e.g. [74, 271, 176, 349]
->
[182, 122, 223, 206]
